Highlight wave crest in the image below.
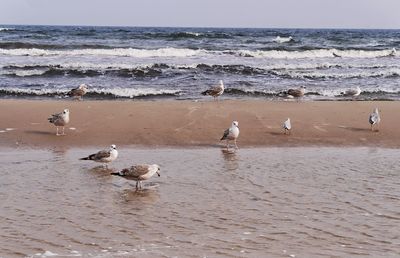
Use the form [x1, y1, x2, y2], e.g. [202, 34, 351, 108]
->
[0, 87, 182, 99]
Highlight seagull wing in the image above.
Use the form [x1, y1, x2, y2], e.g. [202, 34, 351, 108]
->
[123, 165, 150, 178]
[93, 150, 112, 160]
[48, 112, 63, 123]
[220, 128, 230, 140]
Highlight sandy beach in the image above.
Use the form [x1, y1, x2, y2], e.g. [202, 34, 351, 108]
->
[0, 99, 398, 148]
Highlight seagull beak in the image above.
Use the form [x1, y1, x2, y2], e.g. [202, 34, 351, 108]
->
[157, 171, 160, 177]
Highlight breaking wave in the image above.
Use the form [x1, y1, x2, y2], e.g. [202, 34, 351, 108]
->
[0, 87, 182, 99]
[0, 46, 397, 59]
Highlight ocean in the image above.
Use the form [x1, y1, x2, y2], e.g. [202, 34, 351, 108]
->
[0, 25, 399, 100]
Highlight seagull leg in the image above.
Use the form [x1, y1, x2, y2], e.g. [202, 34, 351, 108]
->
[234, 139, 238, 149]
[62, 126, 66, 135]
[135, 181, 139, 190]
[56, 127, 60, 136]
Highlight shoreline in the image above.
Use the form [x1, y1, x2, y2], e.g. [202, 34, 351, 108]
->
[0, 99, 398, 148]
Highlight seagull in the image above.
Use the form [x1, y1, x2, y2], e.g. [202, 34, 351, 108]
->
[283, 118, 291, 134]
[111, 164, 161, 190]
[287, 86, 306, 98]
[342, 86, 361, 97]
[220, 121, 240, 149]
[369, 108, 381, 131]
[48, 109, 70, 136]
[80, 145, 118, 168]
[202, 80, 224, 100]
[68, 84, 88, 100]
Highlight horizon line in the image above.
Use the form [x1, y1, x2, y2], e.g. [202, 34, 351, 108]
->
[1, 23, 399, 31]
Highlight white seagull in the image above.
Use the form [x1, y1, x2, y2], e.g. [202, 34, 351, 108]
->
[80, 145, 118, 168]
[48, 109, 70, 136]
[283, 118, 291, 134]
[369, 108, 381, 131]
[202, 80, 224, 100]
[287, 86, 306, 98]
[220, 121, 240, 149]
[111, 164, 161, 190]
[68, 84, 88, 100]
[343, 86, 361, 97]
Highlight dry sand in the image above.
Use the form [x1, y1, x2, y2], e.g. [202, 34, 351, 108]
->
[0, 99, 398, 148]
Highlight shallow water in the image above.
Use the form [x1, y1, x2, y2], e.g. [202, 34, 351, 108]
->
[0, 147, 399, 257]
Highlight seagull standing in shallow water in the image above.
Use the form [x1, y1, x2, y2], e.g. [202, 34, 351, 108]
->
[80, 145, 118, 168]
[220, 121, 240, 149]
[369, 108, 381, 131]
[283, 118, 291, 134]
[111, 164, 161, 190]
[48, 109, 70, 136]
[202, 80, 224, 100]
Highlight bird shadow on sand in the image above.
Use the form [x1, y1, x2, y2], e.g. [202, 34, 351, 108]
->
[25, 130, 54, 136]
[338, 126, 373, 132]
[268, 131, 286, 136]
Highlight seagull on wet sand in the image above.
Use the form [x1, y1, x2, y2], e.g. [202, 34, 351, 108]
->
[220, 121, 240, 149]
[80, 145, 118, 168]
[287, 86, 306, 98]
[111, 164, 161, 190]
[202, 80, 224, 100]
[283, 118, 291, 134]
[68, 84, 88, 100]
[369, 108, 381, 131]
[48, 109, 70, 136]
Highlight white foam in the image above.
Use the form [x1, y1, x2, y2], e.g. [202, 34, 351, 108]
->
[0, 27, 13, 31]
[273, 36, 293, 43]
[271, 68, 400, 80]
[0, 47, 206, 58]
[92, 87, 182, 98]
[41, 251, 58, 257]
[236, 48, 397, 59]
[2, 69, 47, 77]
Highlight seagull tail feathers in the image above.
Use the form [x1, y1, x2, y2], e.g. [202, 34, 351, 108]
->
[202, 89, 212, 95]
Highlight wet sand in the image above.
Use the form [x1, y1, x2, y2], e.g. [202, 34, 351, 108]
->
[0, 99, 399, 148]
[1, 147, 399, 257]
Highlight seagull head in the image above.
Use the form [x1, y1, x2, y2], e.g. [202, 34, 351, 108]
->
[232, 121, 239, 128]
[63, 109, 69, 114]
[79, 84, 88, 90]
[154, 164, 161, 177]
[110, 144, 117, 150]
[219, 80, 224, 86]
